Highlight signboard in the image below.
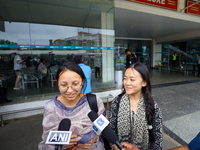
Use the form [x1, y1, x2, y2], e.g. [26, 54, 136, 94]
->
[126, 0, 178, 11]
[186, 1, 200, 16]
[0, 44, 115, 50]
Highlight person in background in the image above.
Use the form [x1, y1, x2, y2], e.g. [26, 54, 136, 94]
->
[0, 55, 12, 103]
[9, 57, 14, 68]
[181, 55, 186, 70]
[121, 132, 200, 150]
[109, 62, 163, 150]
[179, 53, 182, 71]
[38, 62, 106, 150]
[74, 55, 92, 94]
[0, 86, 12, 104]
[197, 54, 200, 77]
[94, 56, 101, 78]
[192, 51, 198, 76]
[37, 58, 47, 75]
[67, 57, 70, 62]
[172, 52, 177, 67]
[13, 52, 25, 90]
[0, 55, 3, 73]
[125, 49, 132, 69]
[25, 56, 32, 68]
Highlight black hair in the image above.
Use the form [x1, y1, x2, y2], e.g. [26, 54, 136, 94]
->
[119, 62, 155, 148]
[125, 49, 130, 53]
[39, 58, 45, 63]
[56, 61, 86, 93]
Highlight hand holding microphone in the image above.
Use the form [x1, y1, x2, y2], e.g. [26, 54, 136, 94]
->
[76, 134, 99, 149]
[88, 111, 124, 150]
[46, 118, 77, 150]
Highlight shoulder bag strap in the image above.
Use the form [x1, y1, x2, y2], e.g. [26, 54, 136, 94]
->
[87, 94, 98, 113]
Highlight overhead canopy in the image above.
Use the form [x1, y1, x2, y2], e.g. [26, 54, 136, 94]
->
[114, 0, 200, 41]
[0, 0, 114, 29]
[1, 0, 200, 42]
[115, 8, 200, 40]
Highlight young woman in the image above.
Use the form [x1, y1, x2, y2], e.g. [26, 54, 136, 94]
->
[109, 62, 163, 150]
[38, 62, 106, 150]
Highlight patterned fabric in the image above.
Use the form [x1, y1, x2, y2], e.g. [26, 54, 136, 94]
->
[109, 94, 163, 150]
[38, 95, 106, 150]
[117, 94, 148, 150]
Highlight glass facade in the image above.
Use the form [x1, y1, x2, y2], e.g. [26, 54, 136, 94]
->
[156, 42, 199, 74]
[186, 40, 200, 75]
[115, 39, 151, 71]
[0, 0, 115, 101]
[155, 44, 169, 70]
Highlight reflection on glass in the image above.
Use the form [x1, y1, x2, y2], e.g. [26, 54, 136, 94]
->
[0, 21, 115, 101]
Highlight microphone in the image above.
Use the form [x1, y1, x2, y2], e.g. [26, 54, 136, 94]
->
[58, 118, 71, 131]
[88, 111, 124, 150]
[56, 118, 71, 150]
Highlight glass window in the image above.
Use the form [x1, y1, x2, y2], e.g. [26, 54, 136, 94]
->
[0, 0, 115, 102]
[115, 39, 151, 70]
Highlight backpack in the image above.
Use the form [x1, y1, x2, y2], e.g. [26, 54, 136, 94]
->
[130, 54, 136, 64]
[87, 94, 112, 150]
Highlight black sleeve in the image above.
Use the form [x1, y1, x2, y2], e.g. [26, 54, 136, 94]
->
[126, 55, 129, 68]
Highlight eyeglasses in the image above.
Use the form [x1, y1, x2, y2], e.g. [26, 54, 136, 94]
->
[59, 83, 82, 92]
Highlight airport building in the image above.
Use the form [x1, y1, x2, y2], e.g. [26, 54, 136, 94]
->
[1, 0, 200, 105]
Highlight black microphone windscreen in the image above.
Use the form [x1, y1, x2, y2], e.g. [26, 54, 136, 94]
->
[88, 110, 98, 122]
[58, 118, 71, 131]
[102, 126, 118, 144]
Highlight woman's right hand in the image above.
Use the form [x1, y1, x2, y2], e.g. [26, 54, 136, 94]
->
[121, 142, 140, 150]
[62, 135, 78, 150]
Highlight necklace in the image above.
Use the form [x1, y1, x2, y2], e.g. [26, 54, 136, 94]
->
[130, 101, 139, 111]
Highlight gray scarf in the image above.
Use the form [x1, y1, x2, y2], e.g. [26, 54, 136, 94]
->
[117, 93, 149, 150]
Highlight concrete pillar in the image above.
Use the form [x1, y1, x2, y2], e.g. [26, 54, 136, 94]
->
[177, 0, 185, 13]
[101, 12, 114, 82]
[151, 38, 157, 68]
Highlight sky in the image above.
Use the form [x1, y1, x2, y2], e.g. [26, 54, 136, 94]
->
[0, 21, 114, 46]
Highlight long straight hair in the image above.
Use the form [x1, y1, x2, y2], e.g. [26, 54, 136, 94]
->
[119, 62, 155, 148]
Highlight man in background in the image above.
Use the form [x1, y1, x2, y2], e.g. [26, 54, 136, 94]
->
[172, 52, 177, 67]
[125, 49, 132, 69]
[94, 56, 101, 78]
[74, 55, 92, 94]
[13, 52, 25, 90]
[125, 49, 137, 69]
